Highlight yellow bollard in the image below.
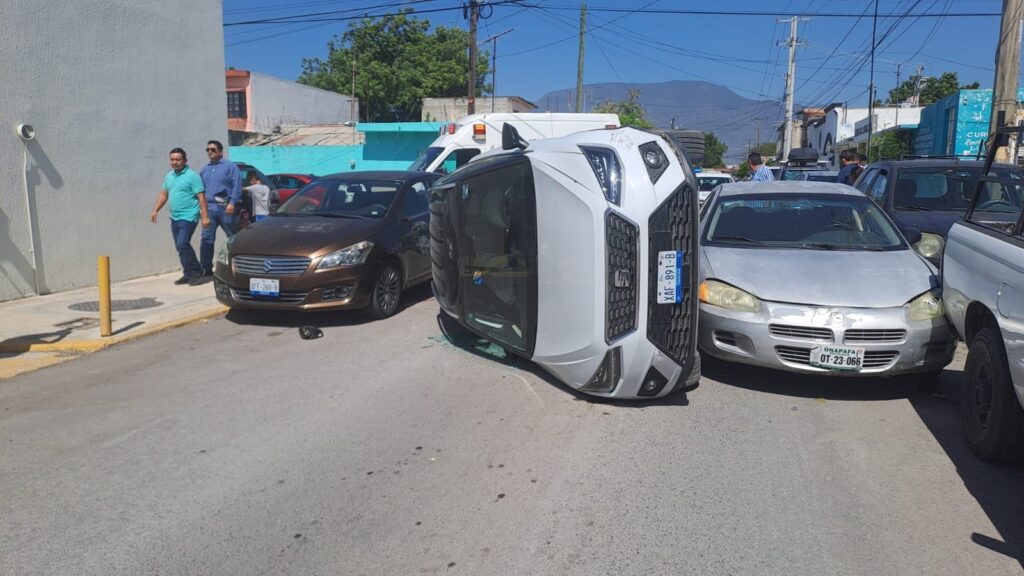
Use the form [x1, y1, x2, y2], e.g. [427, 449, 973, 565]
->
[98, 256, 112, 337]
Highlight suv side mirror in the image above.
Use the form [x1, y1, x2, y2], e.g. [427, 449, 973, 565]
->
[901, 226, 922, 246]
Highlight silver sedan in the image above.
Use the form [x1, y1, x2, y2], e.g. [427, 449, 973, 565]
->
[698, 181, 955, 379]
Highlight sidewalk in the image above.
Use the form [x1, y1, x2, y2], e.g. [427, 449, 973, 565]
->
[0, 272, 227, 379]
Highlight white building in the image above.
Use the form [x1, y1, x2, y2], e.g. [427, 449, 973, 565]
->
[804, 104, 870, 169]
[226, 70, 358, 140]
[0, 0, 227, 301]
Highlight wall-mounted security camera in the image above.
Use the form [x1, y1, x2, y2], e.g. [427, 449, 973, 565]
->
[16, 124, 35, 141]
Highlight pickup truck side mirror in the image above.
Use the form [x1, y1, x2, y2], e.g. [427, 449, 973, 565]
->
[901, 226, 923, 246]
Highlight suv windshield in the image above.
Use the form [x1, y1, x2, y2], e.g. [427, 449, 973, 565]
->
[894, 166, 1023, 212]
[277, 178, 401, 218]
[704, 193, 906, 250]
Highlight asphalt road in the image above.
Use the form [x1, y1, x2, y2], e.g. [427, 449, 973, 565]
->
[2, 287, 1023, 575]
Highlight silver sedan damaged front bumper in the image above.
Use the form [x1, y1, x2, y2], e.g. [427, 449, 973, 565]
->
[699, 300, 956, 376]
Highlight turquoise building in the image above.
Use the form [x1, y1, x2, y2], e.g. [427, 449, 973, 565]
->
[913, 88, 1024, 157]
[228, 122, 444, 175]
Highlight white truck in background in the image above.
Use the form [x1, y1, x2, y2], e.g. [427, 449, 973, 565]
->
[409, 112, 619, 174]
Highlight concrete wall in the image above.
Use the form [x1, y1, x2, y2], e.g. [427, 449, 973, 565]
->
[249, 73, 357, 133]
[421, 97, 535, 121]
[0, 0, 227, 301]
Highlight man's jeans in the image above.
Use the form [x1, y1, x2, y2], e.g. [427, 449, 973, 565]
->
[171, 219, 202, 278]
[200, 203, 236, 274]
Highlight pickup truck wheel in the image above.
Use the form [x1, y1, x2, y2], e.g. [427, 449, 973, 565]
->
[960, 327, 1024, 463]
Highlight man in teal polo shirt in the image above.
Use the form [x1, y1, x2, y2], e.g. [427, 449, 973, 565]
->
[150, 148, 210, 285]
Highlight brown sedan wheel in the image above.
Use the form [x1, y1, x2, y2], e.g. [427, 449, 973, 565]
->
[365, 260, 403, 319]
[960, 326, 1024, 464]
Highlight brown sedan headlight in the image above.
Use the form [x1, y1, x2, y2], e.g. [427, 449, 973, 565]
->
[317, 240, 374, 270]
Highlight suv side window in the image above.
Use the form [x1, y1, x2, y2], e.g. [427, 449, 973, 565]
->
[401, 181, 431, 217]
[855, 169, 877, 194]
[869, 170, 889, 206]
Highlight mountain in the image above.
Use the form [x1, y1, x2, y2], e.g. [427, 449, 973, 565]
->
[533, 80, 785, 164]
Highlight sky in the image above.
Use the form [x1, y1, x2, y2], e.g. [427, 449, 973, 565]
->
[223, 0, 1010, 110]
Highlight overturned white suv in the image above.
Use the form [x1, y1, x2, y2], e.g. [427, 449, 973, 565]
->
[429, 125, 703, 399]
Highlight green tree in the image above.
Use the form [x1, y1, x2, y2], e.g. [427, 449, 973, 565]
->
[753, 142, 777, 158]
[734, 161, 751, 180]
[869, 131, 908, 162]
[703, 132, 728, 168]
[593, 89, 654, 129]
[299, 11, 490, 122]
[887, 71, 980, 106]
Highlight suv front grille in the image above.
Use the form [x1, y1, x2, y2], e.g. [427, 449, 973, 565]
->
[233, 255, 311, 277]
[646, 183, 697, 365]
[606, 212, 638, 341]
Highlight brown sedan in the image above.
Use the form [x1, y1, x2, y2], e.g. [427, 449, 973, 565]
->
[213, 171, 440, 318]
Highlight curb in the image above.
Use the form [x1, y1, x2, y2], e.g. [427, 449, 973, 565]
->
[0, 306, 229, 354]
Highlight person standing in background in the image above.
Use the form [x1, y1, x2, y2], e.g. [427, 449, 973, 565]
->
[748, 152, 774, 181]
[150, 148, 209, 285]
[199, 140, 240, 277]
[836, 150, 858, 185]
[243, 172, 272, 222]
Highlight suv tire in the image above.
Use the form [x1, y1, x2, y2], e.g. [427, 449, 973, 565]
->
[960, 326, 1024, 463]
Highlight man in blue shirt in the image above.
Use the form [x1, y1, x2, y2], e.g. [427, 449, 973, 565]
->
[151, 148, 209, 285]
[836, 150, 858, 185]
[199, 140, 241, 276]
[748, 152, 774, 181]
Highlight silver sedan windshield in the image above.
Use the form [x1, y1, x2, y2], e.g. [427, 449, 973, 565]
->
[703, 193, 906, 250]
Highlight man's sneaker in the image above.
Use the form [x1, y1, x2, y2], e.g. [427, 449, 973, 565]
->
[173, 275, 191, 285]
[189, 275, 212, 286]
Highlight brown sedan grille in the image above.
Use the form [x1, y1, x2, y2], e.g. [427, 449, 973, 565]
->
[233, 255, 311, 277]
[232, 288, 310, 304]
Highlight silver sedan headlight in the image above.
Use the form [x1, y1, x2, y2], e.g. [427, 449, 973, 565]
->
[908, 290, 944, 321]
[913, 233, 944, 259]
[699, 279, 761, 313]
[317, 241, 374, 270]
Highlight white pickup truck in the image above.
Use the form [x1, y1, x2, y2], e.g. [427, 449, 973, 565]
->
[941, 133, 1024, 463]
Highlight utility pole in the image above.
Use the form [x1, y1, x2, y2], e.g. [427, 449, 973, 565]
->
[894, 63, 901, 128]
[482, 28, 514, 113]
[868, 0, 879, 147]
[777, 16, 807, 161]
[466, 0, 480, 115]
[990, 0, 1024, 162]
[755, 117, 761, 148]
[350, 58, 357, 124]
[576, 3, 586, 113]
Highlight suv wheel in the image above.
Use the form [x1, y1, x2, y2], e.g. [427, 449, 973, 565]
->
[960, 327, 1024, 463]
[365, 261, 403, 319]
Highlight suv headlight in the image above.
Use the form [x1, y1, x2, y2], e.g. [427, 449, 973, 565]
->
[913, 233, 944, 259]
[699, 279, 761, 313]
[317, 240, 374, 270]
[579, 145, 622, 205]
[908, 290, 944, 321]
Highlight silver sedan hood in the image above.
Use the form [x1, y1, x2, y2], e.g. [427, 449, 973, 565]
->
[701, 246, 935, 308]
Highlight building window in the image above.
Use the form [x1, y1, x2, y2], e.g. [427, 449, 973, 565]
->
[227, 91, 247, 119]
